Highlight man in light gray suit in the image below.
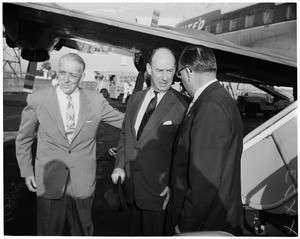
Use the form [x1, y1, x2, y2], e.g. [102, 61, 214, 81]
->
[111, 47, 189, 236]
[16, 53, 124, 236]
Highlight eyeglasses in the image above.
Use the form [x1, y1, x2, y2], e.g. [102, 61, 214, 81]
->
[176, 66, 190, 79]
[58, 70, 81, 81]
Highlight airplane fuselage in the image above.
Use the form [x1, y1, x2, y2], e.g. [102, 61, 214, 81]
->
[176, 3, 296, 60]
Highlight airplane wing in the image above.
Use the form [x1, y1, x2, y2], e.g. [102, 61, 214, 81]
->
[3, 2, 297, 87]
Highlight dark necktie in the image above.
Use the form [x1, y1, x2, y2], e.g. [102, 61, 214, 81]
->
[66, 95, 75, 144]
[137, 91, 158, 141]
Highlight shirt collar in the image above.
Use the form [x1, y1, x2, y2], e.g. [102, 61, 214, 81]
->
[56, 86, 79, 99]
[149, 87, 166, 98]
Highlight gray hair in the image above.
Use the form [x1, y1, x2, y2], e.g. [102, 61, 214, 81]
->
[59, 53, 86, 72]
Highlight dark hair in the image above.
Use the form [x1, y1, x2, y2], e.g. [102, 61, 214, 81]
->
[148, 47, 176, 65]
[179, 45, 217, 73]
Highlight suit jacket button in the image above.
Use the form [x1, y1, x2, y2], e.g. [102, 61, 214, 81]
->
[135, 145, 140, 149]
[65, 167, 69, 170]
[68, 150, 71, 154]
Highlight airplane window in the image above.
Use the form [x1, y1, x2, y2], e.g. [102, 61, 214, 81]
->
[205, 25, 211, 33]
[229, 18, 238, 31]
[285, 5, 295, 20]
[263, 9, 274, 24]
[216, 22, 223, 34]
[121, 56, 127, 66]
[245, 14, 255, 28]
[210, 25, 216, 34]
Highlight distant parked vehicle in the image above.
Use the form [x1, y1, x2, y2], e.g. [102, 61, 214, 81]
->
[237, 92, 291, 118]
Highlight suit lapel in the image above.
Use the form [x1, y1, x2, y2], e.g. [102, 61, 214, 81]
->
[138, 89, 174, 141]
[45, 87, 66, 140]
[186, 81, 221, 118]
[72, 89, 91, 142]
[177, 81, 221, 144]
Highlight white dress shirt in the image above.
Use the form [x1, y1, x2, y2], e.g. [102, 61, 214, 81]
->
[134, 88, 166, 136]
[56, 86, 80, 132]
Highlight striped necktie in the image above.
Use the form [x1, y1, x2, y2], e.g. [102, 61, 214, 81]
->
[137, 91, 158, 141]
[66, 95, 75, 144]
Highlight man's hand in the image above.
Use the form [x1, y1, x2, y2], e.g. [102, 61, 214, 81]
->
[159, 186, 171, 210]
[25, 175, 37, 192]
[111, 168, 125, 184]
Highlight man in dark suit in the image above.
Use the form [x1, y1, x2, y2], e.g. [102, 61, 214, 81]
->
[168, 45, 244, 236]
[111, 47, 189, 235]
[15, 53, 124, 235]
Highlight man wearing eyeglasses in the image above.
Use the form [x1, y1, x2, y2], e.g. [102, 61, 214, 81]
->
[167, 45, 244, 236]
[111, 47, 189, 235]
[15, 53, 124, 236]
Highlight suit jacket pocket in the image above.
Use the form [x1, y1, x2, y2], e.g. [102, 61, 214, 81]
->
[158, 124, 178, 139]
[83, 119, 100, 139]
[160, 124, 178, 131]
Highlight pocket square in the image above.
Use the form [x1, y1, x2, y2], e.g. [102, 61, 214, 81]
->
[86, 120, 93, 123]
[163, 120, 172, 125]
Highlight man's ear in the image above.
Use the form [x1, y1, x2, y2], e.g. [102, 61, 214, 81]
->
[146, 63, 152, 76]
[187, 69, 192, 82]
[80, 73, 86, 82]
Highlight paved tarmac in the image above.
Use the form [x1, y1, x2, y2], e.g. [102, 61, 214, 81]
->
[3, 92, 269, 236]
